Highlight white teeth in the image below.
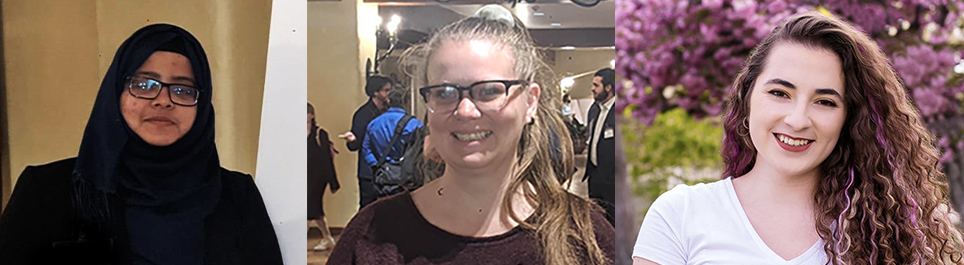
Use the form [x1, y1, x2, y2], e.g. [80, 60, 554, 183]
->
[454, 131, 492, 141]
[777, 134, 811, 147]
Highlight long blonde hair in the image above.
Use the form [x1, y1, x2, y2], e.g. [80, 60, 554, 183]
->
[399, 7, 610, 265]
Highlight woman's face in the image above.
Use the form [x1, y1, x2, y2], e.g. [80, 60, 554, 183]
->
[747, 42, 846, 178]
[425, 39, 539, 170]
[120, 51, 198, 146]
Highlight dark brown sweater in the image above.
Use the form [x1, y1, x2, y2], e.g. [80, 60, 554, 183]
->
[327, 192, 615, 264]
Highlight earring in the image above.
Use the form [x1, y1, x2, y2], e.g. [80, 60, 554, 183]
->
[737, 118, 749, 137]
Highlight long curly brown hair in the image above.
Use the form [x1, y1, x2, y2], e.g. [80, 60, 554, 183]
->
[721, 12, 964, 264]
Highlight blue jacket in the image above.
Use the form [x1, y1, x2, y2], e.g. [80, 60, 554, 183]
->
[361, 108, 424, 167]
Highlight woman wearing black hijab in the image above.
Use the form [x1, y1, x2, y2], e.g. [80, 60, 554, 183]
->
[0, 24, 282, 264]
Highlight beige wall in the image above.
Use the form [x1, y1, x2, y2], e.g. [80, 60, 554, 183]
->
[551, 48, 615, 100]
[308, 0, 377, 227]
[1, 0, 271, 206]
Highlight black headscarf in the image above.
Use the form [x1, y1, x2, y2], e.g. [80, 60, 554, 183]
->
[72, 24, 220, 265]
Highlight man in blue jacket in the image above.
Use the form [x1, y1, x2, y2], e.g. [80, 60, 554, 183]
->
[361, 85, 423, 196]
[338, 75, 392, 209]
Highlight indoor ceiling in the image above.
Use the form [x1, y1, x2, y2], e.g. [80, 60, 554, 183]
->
[376, 0, 613, 49]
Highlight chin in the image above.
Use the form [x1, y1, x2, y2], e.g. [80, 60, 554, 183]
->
[445, 152, 491, 169]
[139, 134, 180, 147]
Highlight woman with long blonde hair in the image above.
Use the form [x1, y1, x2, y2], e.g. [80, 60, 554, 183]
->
[328, 5, 614, 265]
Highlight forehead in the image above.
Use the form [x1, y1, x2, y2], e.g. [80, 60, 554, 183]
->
[756, 42, 844, 95]
[426, 39, 515, 84]
[592, 76, 603, 84]
[136, 51, 195, 80]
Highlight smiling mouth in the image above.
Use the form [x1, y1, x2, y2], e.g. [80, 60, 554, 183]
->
[775, 134, 813, 147]
[452, 131, 493, 141]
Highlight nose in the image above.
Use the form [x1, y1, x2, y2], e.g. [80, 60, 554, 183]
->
[453, 97, 482, 119]
[783, 101, 813, 131]
[151, 87, 174, 109]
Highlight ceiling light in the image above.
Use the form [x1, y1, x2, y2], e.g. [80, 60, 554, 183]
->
[561, 77, 575, 89]
[550, 22, 562, 27]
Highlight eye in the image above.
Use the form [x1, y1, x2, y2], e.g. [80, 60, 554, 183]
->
[816, 99, 838, 107]
[172, 86, 196, 96]
[431, 86, 459, 100]
[472, 83, 507, 101]
[133, 79, 158, 90]
[767, 89, 789, 98]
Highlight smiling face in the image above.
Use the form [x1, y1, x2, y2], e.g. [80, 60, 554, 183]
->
[120, 51, 198, 146]
[747, 42, 846, 178]
[425, 39, 539, 170]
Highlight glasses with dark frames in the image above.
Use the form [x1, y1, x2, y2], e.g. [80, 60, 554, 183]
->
[125, 76, 201, 107]
[418, 80, 526, 114]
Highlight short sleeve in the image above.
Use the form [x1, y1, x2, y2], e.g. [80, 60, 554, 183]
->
[633, 184, 689, 264]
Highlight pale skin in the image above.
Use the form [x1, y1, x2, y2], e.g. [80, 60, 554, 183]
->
[591, 76, 614, 104]
[409, 39, 540, 237]
[120, 51, 197, 146]
[634, 42, 846, 264]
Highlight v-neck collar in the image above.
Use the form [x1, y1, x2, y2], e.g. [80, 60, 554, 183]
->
[723, 177, 824, 264]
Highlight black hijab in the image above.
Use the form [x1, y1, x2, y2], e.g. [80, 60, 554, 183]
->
[72, 24, 220, 265]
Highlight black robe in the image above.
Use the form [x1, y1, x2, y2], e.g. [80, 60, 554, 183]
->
[0, 158, 283, 264]
[308, 126, 340, 219]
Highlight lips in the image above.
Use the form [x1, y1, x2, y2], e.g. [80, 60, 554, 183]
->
[774, 133, 813, 152]
[452, 130, 493, 141]
[144, 116, 175, 125]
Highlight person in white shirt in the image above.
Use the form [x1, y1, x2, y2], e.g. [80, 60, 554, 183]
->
[634, 12, 964, 265]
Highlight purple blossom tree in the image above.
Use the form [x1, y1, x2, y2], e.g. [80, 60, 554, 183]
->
[616, 0, 964, 264]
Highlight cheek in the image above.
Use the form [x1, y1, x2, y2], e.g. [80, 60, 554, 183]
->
[181, 108, 197, 131]
[822, 112, 847, 144]
[119, 94, 140, 125]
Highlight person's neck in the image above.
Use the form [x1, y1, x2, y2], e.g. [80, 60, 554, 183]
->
[419, 150, 533, 236]
[596, 95, 614, 107]
[738, 160, 819, 206]
[372, 98, 387, 112]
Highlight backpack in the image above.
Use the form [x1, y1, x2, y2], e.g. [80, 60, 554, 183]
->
[373, 115, 417, 197]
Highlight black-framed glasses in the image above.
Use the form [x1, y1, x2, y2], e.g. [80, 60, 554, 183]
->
[125, 76, 201, 107]
[418, 80, 526, 114]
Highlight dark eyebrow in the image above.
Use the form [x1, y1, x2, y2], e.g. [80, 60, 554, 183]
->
[134, 71, 196, 86]
[764, 78, 795, 89]
[766, 78, 842, 99]
[815, 88, 842, 99]
[134, 71, 160, 78]
[171, 76, 197, 85]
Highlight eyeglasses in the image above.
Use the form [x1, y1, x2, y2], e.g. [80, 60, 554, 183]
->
[125, 76, 201, 107]
[418, 80, 526, 114]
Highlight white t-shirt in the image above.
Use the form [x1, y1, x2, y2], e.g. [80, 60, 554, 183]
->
[633, 178, 828, 265]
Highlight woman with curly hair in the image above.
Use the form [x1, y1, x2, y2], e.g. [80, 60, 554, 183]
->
[633, 12, 964, 264]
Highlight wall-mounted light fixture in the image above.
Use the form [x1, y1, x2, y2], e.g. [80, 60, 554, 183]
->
[366, 14, 402, 77]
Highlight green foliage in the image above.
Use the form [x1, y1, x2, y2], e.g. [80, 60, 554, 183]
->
[622, 108, 724, 203]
